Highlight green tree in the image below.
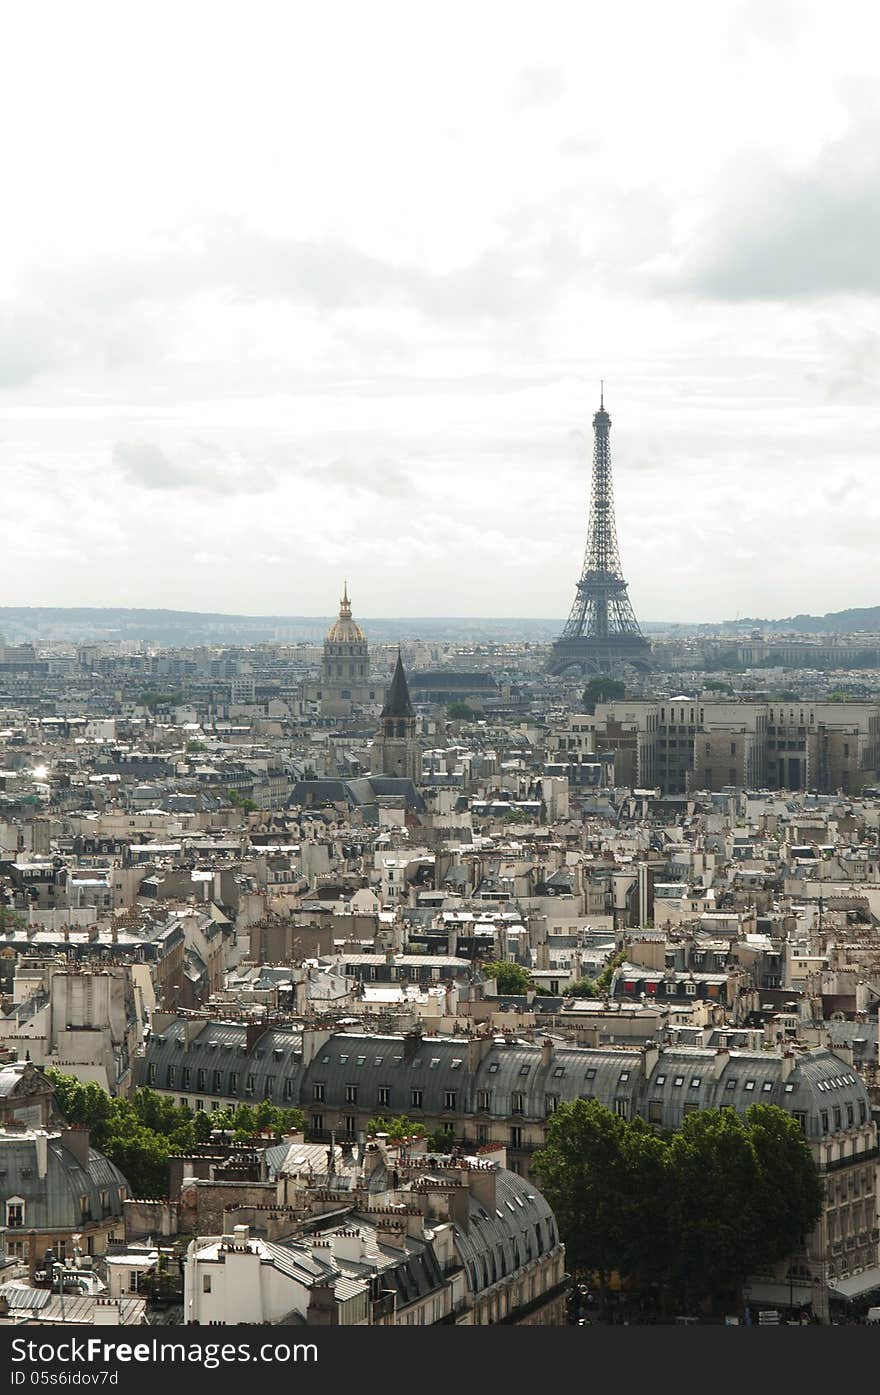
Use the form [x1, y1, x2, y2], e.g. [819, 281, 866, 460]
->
[746, 1103, 824, 1265]
[101, 1126, 172, 1199]
[427, 1125, 456, 1152]
[582, 677, 626, 713]
[595, 949, 627, 993]
[446, 701, 479, 721]
[480, 959, 535, 995]
[563, 976, 600, 998]
[366, 1115, 425, 1143]
[533, 1099, 823, 1317]
[666, 1108, 765, 1308]
[532, 1099, 637, 1311]
[227, 788, 256, 813]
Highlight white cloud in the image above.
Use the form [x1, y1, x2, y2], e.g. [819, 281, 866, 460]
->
[1, 1, 879, 621]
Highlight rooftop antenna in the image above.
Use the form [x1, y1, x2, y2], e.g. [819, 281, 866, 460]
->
[600, 379, 604, 409]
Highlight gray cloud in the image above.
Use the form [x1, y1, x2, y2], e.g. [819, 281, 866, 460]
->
[112, 439, 276, 495]
[678, 124, 880, 300]
[315, 456, 417, 499]
[33, 218, 587, 328]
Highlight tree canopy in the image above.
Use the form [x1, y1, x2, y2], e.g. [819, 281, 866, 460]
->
[533, 1099, 822, 1313]
[582, 677, 626, 713]
[446, 701, 479, 721]
[47, 1072, 303, 1199]
[480, 959, 535, 995]
[563, 976, 600, 998]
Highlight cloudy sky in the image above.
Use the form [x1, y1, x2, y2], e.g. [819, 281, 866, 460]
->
[2, 0, 879, 623]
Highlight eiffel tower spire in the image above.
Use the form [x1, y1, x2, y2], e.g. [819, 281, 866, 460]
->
[547, 390, 651, 675]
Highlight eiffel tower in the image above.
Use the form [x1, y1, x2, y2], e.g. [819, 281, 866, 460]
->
[547, 388, 651, 675]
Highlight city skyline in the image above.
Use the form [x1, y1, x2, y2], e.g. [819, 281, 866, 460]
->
[2, 2, 880, 621]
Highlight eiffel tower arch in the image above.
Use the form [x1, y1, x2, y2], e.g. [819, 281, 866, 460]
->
[547, 390, 651, 676]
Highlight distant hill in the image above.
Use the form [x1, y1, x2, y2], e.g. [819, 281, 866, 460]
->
[722, 605, 880, 634]
[0, 607, 566, 646]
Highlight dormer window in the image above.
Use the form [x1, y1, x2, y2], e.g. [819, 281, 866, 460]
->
[6, 1198, 24, 1228]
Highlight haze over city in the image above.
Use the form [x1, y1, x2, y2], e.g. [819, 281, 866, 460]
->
[2, 0, 880, 622]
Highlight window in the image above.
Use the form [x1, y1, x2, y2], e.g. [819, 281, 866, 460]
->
[585, 1067, 597, 1081]
[655, 1074, 666, 1086]
[510, 1126, 522, 1149]
[182, 1068, 191, 1089]
[410, 1089, 423, 1109]
[202, 1273, 212, 1294]
[311, 1113, 324, 1134]
[673, 1076, 684, 1088]
[744, 1080, 756, 1092]
[147, 1063, 157, 1084]
[846, 1104, 854, 1128]
[684, 982, 697, 996]
[784, 1082, 795, 1093]
[264, 1076, 275, 1098]
[821, 1110, 829, 1134]
[245, 1074, 256, 1093]
[477, 1125, 489, 1145]
[488, 1063, 500, 1074]
[792, 1111, 807, 1134]
[690, 1078, 702, 1089]
[725, 1077, 737, 1090]
[553, 1066, 566, 1078]
[344, 1116, 356, 1136]
[614, 1099, 629, 1119]
[512, 1093, 525, 1115]
[833, 1107, 842, 1130]
[197, 1068, 206, 1089]
[345, 1084, 358, 1104]
[545, 1095, 560, 1114]
[648, 1100, 663, 1124]
[477, 1091, 491, 1112]
[6, 1199, 24, 1228]
[519, 1064, 531, 1076]
[230, 1072, 239, 1093]
[762, 1081, 773, 1093]
[377, 1086, 390, 1107]
[619, 1072, 630, 1083]
[444, 1092, 457, 1111]
[166, 1065, 176, 1088]
[313, 1083, 325, 1102]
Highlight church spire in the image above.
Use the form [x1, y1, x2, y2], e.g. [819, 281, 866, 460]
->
[381, 649, 414, 719]
[339, 581, 352, 619]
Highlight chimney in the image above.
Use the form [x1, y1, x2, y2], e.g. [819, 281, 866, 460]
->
[245, 1022, 268, 1054]
[466, 1034, 495, 1073]
[540, 1037, 554, 1068]
[232, 1224, 250, 1250]
[642, 1041, 660, 1079]
[301, 1028, 332, 1066]
[712, 1047, 730, 1079]
[60, 1125, 91, 1168]
[34, 1130, 49, 1180]
[780, 1050, 796, 1082]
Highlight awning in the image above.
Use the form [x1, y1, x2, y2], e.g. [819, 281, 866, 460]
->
[828, 1265, 880, 1300]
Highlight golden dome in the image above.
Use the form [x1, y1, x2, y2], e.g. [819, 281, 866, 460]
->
[326, 582, 366, 645]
